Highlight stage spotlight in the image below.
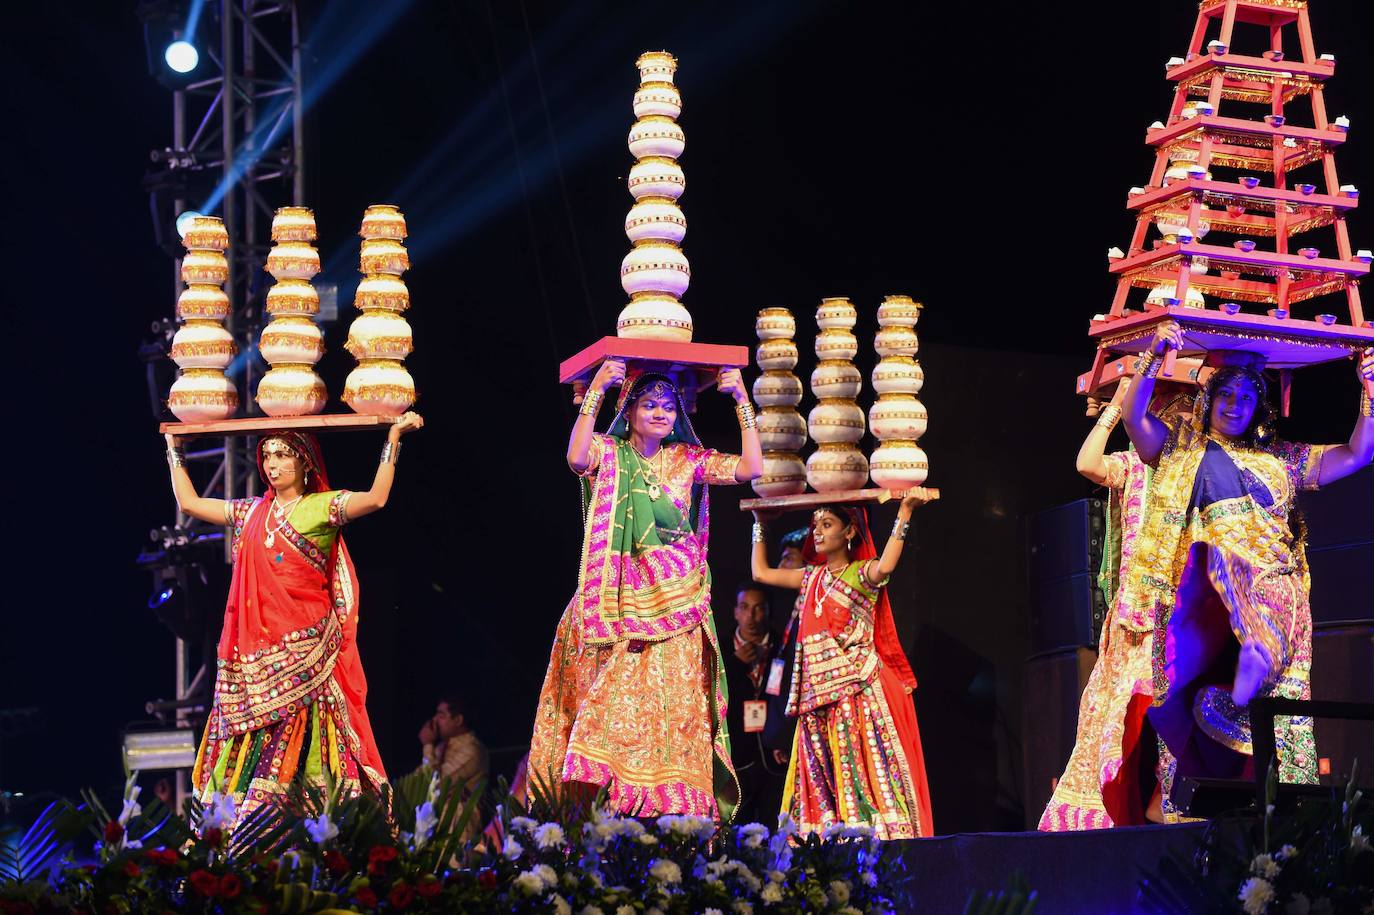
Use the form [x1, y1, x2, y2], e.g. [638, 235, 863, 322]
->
[164, 39, 199, 74]
[175, 209, 203, 239]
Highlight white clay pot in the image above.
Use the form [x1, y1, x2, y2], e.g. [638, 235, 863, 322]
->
[875, 326, 919, 358]
[816, 297, 858, 330]
[869, 441, 929, 490]
[354, 275, 409, 313]
[755, 307, 796, 341]
[266, 242, 320, 281]
[872, 357, 924, 396]
[615, 294, 694, 342]
[271, 206, 317, 243]
[628, 116, 685, 160]
[183, 216, 228, 251]
[628, 157, 685, 200]
[260, 317, 325, 365]
[625, 198, 687, 245]
[257, 364, 327, 417]
[757, 338, 798, 371]
[177, 285, 231, 322]
[814, 329, 858, 362]
[807, 399, 865, 444]
[359, 204, 407, 240]
[633, 83, 682, 119]
[806, 443, 870, 493]
[359, 239, 409, 276]
[757, 408, 807, 452]
[170, 321, 237, 370]
[878, 295, 922, 327]
[752, 452, 808, 497]
[264, 279, 320, 318]
[752, 371, 803, 408]
[869, 396, 928, 441]
[343, 359, 416, 417]
[811, 361, 862, 400]
[345, 311, 412, 361]
[181, 250, 229, 285]
[636, 51, 677, 84]
[620, 242, 690, 298]
[168, 368, 238, 422]
[1145, 281, 1206, 309]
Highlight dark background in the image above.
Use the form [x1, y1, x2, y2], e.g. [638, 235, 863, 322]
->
[2, 1, 1371, 832]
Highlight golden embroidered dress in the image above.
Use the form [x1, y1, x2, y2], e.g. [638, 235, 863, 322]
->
[1123, 409, 1327, 783]
[529, 379, 740, 820]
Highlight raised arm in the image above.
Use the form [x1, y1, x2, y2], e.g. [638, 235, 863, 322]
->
[867, 489, 934, 582]
[164, 433, 229, 525]
[1077, 377, 1131, 484]
[717, 368, 763, 482]
[1314, 348, 1374, 485]
[342, 412, 424, 520]
[568, 359, 625, 474]
[1121, 322, 1183, 464]
[750, 513, 805, 589]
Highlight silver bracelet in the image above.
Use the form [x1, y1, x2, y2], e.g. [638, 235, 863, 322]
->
[751, 521, 766, 544]
[167, 447, 187, 469]
[891, 517, 910, 541]
[380, 440, 400, 465]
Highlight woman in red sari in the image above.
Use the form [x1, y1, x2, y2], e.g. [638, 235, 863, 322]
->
[750, 495, 936, 839]
[164, 413, 423, 825]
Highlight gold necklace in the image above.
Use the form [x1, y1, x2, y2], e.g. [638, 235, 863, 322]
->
[815, 563, 848, 617]
[265, 493, 304, 549]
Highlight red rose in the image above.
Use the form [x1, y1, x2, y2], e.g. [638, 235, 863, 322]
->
[387, 881, 416, 910]
[415, 878, 441, 899]
[189, 868, 221, 897]
[144, 848, 178, 867]
[103, 821, 125, 844]
[354, 886, 378, 908]
[123, 860, 142, 878]
[202, 827, 224, 847]
[324, 850, 351, 876]
[366, 844, 398, 876]
[218, 873, 243, 899]
[476, 868, 497, 891]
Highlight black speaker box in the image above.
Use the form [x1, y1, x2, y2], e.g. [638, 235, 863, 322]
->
[1298, 464, 1373, 550]
[1029, 571, 1107, 652]
[1309, 622, 1374, 785]
[1308, 542, 1374, 625]
[1021, 646, 1097, 829]
[1028, 498, 1105, 582]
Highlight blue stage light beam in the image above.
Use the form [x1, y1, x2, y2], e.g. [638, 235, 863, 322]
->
[197, 0, 418, 216]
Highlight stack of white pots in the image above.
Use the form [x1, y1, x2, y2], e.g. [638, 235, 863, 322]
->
[168, 216, 239, 421]
[806, 297, 869, 491]
[868, 295, 929, 490]
[751, 308, 807, 496]
[257, 206, 327, 416]
[344, 206, 416, 416]
[616, 51, 693, 342]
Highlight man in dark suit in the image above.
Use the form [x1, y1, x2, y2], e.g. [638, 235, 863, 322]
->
[723, 581, 784, 826]
[760, 529, 808, 794]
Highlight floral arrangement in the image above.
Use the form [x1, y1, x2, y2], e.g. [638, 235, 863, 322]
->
[1138, 766, 1374, 914]
[0, 768, 910, 914]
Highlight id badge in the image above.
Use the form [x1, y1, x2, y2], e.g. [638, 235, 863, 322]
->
[764, 658, 786, 696]
[743, 700, 768, 733]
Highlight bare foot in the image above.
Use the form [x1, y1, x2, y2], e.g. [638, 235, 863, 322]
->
[1231, 640, 1269, 707]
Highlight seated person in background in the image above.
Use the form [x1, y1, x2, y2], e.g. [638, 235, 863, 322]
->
[722, 582, 784, 826]
[419, 694, 490, 792]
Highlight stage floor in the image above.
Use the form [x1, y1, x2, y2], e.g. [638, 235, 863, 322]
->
[901, 822, 1206, 914]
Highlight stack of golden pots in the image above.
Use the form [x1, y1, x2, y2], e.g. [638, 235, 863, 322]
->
[868, 295, 929, 489]
[168, 216, 239, 421]
[751, 307, 807, 496]
[805, 297, 869, 492]
[257, 206, 327, 416]
[343, 205, 416, 416]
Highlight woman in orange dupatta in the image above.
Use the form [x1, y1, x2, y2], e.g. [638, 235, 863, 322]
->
[163, 413, 423, 826]
[750, 496, 936, 839]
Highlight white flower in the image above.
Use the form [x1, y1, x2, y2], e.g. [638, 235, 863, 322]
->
[1352, 825, 1371, 855]
[1239, 877, 1276, 915]
[1251, 853, 1281, 879]
[303, 813, 338, 846]
[828, 880, 851, 904]
[841, 824, 874, 840]
[510, 815, 538, 834]
[733, 903, 753, 915]
[513, 870, 544, 895]
[638, 833, 659, 845]
[838, 908, 862, 915]
[122, 838, 143, 850]
[768, 870, 786, 884]
[737, 822, 770, 849]
[860, 870, 878, 888]
[533, 863, 558, 889]
[822, 821, 846, 840]
[413, 801, 438, 850]
[733, 862, 763, 894]
[579, 907, 605, 915]
[200, 790, 238, 830]
[615, 907, 636, 915]
[549, 894, 572, 915]
[1286, 893, 1312, 915]
[649, 858, 682, 884]
[1276, 844, 1297, 861]
[534, 822, 567, 850]
[502, 835, 524, 860]
[761, 882, 784, 904]
[704, 909, 724, 915]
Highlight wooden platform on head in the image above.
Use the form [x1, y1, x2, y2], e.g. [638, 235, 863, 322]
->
[739, 487, 940, 512]
[558, 336, 750, 389]
[159, 414, 397, 437]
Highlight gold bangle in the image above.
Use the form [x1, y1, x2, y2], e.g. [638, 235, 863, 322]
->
[167, 447, 187, 469]
[751, 521, 766, 544]
[736, 400, 757, 430]
[1361, 390, 1373, 418]
[1096, 405, 1122, 429]
[580, 389, 604, 417]
[1135, 352, 1162, 379]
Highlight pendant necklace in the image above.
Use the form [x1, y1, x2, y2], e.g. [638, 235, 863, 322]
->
[264, 493, 304, 549]
[816, 561, 848, 617]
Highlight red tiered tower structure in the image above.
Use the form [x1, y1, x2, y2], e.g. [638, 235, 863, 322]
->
[1083, 0, 1374, 397]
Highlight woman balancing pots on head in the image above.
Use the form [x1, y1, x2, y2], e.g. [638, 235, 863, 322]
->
[164, 412, 424, 828]
[528, 359, 763, 821]
[1121, 323, 1374, 786]
[750, 494, 937, 839]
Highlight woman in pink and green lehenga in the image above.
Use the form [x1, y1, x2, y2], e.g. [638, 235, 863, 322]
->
[164, 414, 423, 827]
[528, 360, 762, 821]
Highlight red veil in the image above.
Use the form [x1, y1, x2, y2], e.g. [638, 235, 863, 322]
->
[802, 505, 918, 691]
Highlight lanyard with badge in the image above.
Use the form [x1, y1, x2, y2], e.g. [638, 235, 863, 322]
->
[763, 608, 799, 699]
